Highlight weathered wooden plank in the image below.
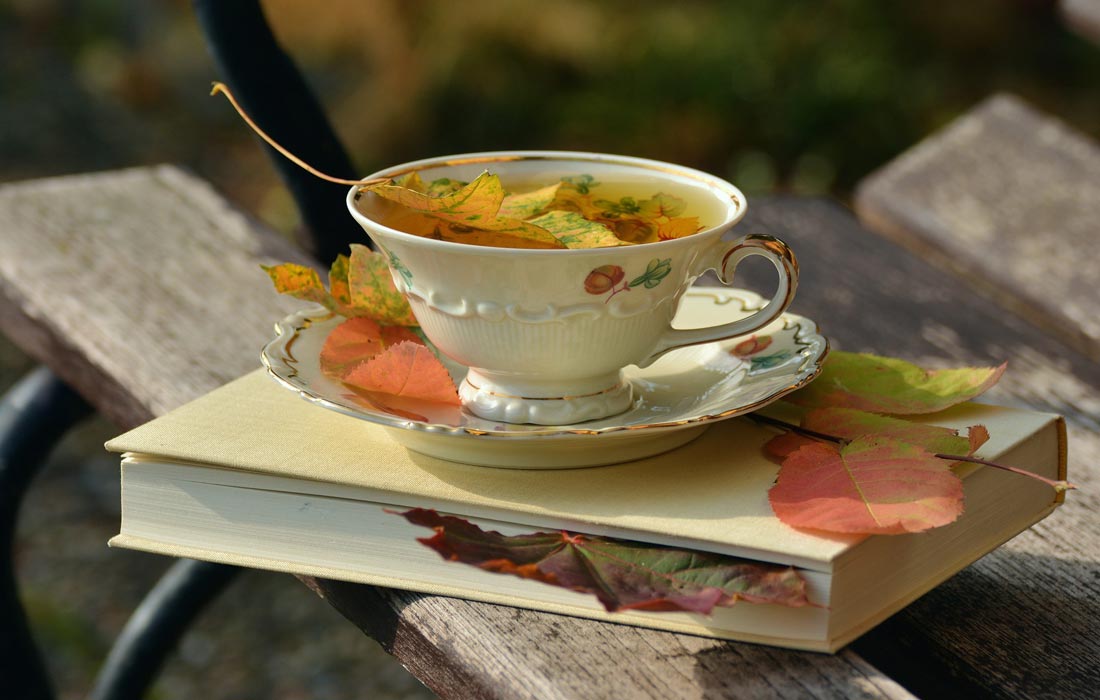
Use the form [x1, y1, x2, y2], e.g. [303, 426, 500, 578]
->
[854, 94, 1100, 362]
[1063, 0, 1100, 43]
[0, 168, 912, 700]
[733, 196, 1100, 700]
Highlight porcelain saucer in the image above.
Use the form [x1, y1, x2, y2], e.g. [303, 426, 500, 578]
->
[261, 288, 828, 469]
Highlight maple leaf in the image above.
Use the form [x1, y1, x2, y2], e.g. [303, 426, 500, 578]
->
[319, 317, 422, 376]
[347, 244, 418, 326]
[364, 172, 565, 249]
[342, 341, 460, 405]
[787, 351, 1006, 415]
[399, 508, 811, 613]
[769, 437, 964, 535]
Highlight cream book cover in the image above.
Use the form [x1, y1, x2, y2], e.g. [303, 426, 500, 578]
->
[106, 369, 1066, 650]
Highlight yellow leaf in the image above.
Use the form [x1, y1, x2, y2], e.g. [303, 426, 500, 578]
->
[347, 244, 419, 326]
[262, 263, 333, 310]
[528, 211, 631, 249]
[499, 183, 562, 220]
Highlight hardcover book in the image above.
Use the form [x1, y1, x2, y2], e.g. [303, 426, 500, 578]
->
[106, 370, 1066, 652]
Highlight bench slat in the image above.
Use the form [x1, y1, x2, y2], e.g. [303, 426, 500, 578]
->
[733, 196, 1100, 699]
[855, 94, 1100, 362]
[0, 167, 912, 700]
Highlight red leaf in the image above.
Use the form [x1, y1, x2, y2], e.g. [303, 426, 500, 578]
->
[342, 341, 459, 405]
[399, 509, 811, 613]
[320, 318, 423, 376]
[763, 432, 816, 463]
[769, 437, 964, 535]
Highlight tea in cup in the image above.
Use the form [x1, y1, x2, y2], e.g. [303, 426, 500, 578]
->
[347, 151, 797, 425]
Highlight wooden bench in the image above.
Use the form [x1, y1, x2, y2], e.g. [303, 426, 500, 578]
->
[2, 98, 1098, 698]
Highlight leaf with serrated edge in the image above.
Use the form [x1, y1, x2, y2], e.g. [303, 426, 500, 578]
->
[342, 341, 459, 405]
[787, 351, 1006, 415]
[399, 508, 810, 613]
[347, 244, 418, 326]
[769, 437, 964, 535]
[320, 317, 422, 376]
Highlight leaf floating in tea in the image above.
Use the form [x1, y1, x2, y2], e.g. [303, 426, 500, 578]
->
[528, 211, 628, 249]
[398, 508, 811, 613]
[363, 173, 565, 249]
[498, 182, 562, 220]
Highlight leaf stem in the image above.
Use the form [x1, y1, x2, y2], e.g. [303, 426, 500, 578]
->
[745, 413, 1075, 493]
[935, 454, 1077, 492]
[746, 413, 848, 445]
[211, 82, 389, 189]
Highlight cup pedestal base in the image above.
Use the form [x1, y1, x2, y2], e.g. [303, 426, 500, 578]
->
[459, 371, 634, 425]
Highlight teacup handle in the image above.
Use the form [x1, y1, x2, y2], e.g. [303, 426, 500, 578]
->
[644, 233, 799, 363]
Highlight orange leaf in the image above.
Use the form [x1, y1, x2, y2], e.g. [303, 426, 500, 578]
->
[342, 341, 459, 405]
[262, 263, 332, 309]
[321, 317, 423, 376]
[763, 432, 816, 463]
[769, 437, 964, 535]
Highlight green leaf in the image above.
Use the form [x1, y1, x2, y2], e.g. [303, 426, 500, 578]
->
[399, 508, 811, 613]
[787, 351, 1006, 414]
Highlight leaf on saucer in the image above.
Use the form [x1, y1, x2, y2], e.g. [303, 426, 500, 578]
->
[328, 254, 354, 312]
[769, 437, 964, 535]
[320, 317, 422, 376]
[342, 341, 460, 405]
[364, 172, 565, 249]
[527, 211, 629, 249]
[347, 244, 418, 326]
[262, 263, 333, 310]
[398, 508, 811, 613]
[786, 351, 1007, 415]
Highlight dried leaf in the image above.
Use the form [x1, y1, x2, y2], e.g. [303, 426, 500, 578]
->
[769, 437, 964, 535]
[498, 183, 562, 220]
[320, 317, 422, 375]
[787, 351, 1006, 415]
[342, 341, 460, 405]
[347, 244, 418, 326]
[527, 211, 629, 249]
[262, 263, 333, 310]
[364, 172, 564, 249]
[328, 254, 353, 312]
[399, 508, 811, 613]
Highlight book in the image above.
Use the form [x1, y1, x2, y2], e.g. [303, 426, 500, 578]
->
[106, 369, 1067, 652]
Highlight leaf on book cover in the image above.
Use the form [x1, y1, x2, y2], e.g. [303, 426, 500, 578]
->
[342, 341, 460, 405]
[787, 351, 1006, 415]
[364, 173, 566, 249]
[398, 508, 811, 613]
[320, 317, 423, 375]
[769, 437, 964, 535]
[347, 244, 418, 326]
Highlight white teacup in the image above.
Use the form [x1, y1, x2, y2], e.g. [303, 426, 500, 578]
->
[347, 151, 797, 425]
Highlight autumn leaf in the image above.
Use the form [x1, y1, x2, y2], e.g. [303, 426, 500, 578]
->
[786, 351, 1006, 415]
[398, 508, 811, 613]
[342, 341, 459, 405]
[498, 183, 562, 220]
[319, 317, 422, 376]
[527, 211, 629, 249]
[364, 172, 565, 249]
[328, 254, 353, 312]
[262, 263, 333, 310]
[657, 217, 703, 240]
[769, 437, 964, 535]
[347, 244, 418, 326]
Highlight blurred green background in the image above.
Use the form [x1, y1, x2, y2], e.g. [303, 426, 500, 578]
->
[2, 1, 1097, 699]
[3, 0, 1098, 235]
